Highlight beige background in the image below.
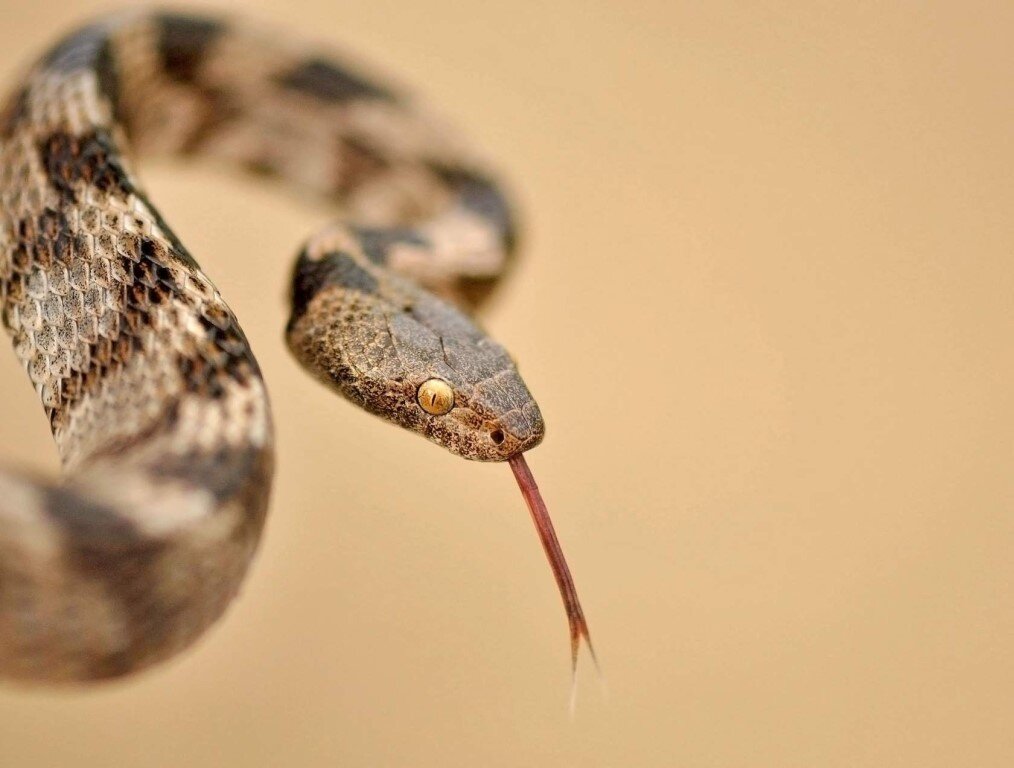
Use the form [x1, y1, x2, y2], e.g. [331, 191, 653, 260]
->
[0, 1, 1012, 765]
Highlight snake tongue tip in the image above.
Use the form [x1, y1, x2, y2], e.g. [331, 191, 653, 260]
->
[570, 616, 597, 670]
[568, 613, 603, 714]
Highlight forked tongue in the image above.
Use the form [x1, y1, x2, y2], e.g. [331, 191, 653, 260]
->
[508, 453, 597, 684]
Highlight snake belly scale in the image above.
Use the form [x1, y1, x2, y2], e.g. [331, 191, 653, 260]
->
[0, 10, 593, 685]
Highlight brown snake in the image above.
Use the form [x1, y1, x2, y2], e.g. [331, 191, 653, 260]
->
[0, 10, 593, 683]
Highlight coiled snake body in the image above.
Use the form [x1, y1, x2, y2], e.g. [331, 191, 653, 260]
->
[0, 10, 590, 684]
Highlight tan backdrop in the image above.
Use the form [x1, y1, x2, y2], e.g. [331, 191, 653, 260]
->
[0, 1, 1011, 766]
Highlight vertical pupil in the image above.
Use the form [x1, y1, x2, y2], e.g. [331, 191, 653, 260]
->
[418, 379, 453, 414]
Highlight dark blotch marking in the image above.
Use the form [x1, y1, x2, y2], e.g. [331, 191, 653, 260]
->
[181, 88, 242, 156]
[27, 224, 188, 425]
[150, 446, 268, 503]
[1, 208, 76, 282]
[352, 226, 427, 266]
[43, 486, 169, 678]
[276, 58, 394, 103]
[131, 187, 200, 271]
[33, 124, 200, 273]
[177, 354, 214, 397]
[80, 399, 182, 464]
[37, 129, 133, 203]
[146, 445, 273, 563]
[329, 252, 380, 294]
[76, 330, 127, 410]
[21, 208, 74, 270]
[156, 14, 226, 84]
[197, 312, 254, 359]
[153, 15, 236, 154]
[432, 165, 518, 255]
[94, 35, 123, 124]
[289, 250, 378, 325]
[333, 136, 390, 195]
[430, 166, 518, 309]
[177, 303, 260, 399]
[243, 157, 279, 178]
[44, 486, 145, 549]
[41, 440, 271, 679]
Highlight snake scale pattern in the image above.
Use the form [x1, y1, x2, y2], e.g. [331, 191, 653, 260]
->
[0, 10, 571, 684]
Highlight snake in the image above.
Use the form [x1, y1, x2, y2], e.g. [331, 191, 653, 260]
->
[0, 10, 593, 684]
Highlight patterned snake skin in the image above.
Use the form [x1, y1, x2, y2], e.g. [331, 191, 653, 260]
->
[0, 10, 554, 683]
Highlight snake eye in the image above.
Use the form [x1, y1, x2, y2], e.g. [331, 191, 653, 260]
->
[417, 378, 455, 415]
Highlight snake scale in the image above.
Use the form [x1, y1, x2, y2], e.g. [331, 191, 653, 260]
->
[0, 10, 592, 684]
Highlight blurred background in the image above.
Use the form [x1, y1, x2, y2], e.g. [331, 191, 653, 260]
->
[1, 1, 1012, 765]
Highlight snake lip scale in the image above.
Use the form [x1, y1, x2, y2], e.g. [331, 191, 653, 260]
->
[0, 10, 592, 684]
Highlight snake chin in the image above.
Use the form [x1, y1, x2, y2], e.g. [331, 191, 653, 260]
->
[285, 253, 545, 461]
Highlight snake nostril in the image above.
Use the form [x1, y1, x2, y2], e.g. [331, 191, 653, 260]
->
[490, 429, 505, 445]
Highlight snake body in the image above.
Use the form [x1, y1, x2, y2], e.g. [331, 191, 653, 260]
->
[0, 11, 546, 683]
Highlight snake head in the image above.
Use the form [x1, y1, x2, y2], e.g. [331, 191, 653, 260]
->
[285, 248, 545, 461]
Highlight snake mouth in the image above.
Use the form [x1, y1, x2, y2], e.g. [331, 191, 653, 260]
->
[492, 400, 545, 459]
[492, 426, 543, 462]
